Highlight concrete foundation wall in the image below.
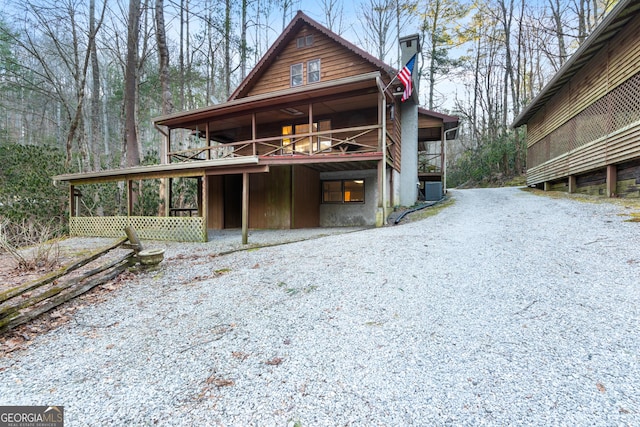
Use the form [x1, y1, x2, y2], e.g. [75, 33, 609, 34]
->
[319, 169, 378, 227]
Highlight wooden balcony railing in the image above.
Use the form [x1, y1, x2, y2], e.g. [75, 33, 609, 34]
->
[168, 124, 390, 163]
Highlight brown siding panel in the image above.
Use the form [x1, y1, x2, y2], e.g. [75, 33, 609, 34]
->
[292, 165, 320, 228]
[207, 175, 224, 229]
[246, 25, 379, 97]
[249, 166, 292, 228]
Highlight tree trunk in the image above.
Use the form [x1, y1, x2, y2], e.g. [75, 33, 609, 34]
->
[155, 0, 173, 216]
[224, 0, 232, 98]
[124, 0, 141, 168]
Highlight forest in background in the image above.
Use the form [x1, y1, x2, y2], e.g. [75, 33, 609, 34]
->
[0, 0, 619, 241]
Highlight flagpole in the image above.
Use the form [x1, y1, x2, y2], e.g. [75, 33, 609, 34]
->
[382, 74, 399, 93]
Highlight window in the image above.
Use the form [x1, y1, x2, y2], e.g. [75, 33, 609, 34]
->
[290, 59, 321, 87]
[308, 59, 321, 83]
[290, 63, 303, 87]
[296, 34, 314, 48]
[282, 120, 331, 154]
[322, 180, 365, 203]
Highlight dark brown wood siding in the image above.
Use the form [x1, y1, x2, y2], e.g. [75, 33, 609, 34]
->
[207, 175, 224, 229]
[246, 24, 380, 97]
[249, 166, 292, 228]
[292, 165, 320, 228]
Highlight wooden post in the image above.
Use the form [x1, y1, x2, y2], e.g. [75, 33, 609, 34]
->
[206, 123, 211, 160]
[242, 172, 249, 244]
[201, 175, 209, 242]
[69, 185, 76, 217]
[127, 180, 133, 216]
[124, 226, 143, 252]
[568, 175, 577, 193]
[167, 177, 173, 216]
[543, 181, 551, 192]
[252, 113, 257, 156]
[606, 164, 617, 197]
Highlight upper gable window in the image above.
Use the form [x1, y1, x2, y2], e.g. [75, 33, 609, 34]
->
[296, 34, 314, 48]
[308, 59, 321, 83]
[290, 63, 303, 87]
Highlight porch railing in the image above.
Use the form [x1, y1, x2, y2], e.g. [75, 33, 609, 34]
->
[168, 124, 387, 163]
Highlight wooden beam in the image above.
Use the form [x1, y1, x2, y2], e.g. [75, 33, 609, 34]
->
[69, 185, 76, 217]
[242, 172, 249, 244]
[205, 122, 211, 160]
[606, 164, 617, 197]
[568, 175, 577, 193]
[252, 113, 257, 156]
[202, 175, 209, 242]
[167, 177, 173, 216]
[127, 180, 133, 216]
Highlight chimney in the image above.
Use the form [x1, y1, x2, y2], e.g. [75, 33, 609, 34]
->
[398, 34, 420, 101]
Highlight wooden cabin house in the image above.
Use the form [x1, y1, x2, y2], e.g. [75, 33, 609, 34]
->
[54, 12, 458, 242]
[512, 0, 640, 197]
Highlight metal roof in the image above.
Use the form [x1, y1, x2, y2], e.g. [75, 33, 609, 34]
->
[512, 0, 640, 128]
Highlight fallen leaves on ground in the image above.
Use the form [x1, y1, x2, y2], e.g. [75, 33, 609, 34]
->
[206, 374, 235, 387]
[265, 357, 283, 366]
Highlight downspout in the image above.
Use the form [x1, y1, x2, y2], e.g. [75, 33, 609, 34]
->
[443, 126, 459, 194]
[381, 89, 387, 223]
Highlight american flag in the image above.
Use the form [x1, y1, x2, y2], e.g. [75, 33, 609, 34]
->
[398, 54, 417, 102]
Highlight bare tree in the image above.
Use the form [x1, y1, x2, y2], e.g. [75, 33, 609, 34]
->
[358, 0, 395, 62]
[124, 0, 141, 168]
[320, 0, 345, 34]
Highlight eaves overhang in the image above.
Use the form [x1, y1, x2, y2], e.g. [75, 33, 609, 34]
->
[511, 0, 640, 128]
[53, 157, 260, 185]
[153, 72, 383, 129]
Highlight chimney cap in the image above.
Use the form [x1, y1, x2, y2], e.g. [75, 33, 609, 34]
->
[399, 33, 420, 47]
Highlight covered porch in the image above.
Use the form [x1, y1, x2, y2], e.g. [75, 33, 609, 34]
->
[53, 73, 399, 243]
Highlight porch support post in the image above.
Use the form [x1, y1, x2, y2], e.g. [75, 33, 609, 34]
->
[69, 184, 76, 217]
[201, 174, 209, 242]
[543, 181, 551, 192]
[568, 175, 577, 193]
[167, 178, 173, 216]
[309, 103, 313, 155]
[252, 113, 257, 156]
[375, 88, 387, 226]
[242, 172, 249, 244]
[206, 122, 211, 160]
[158, 127, 170, 216]
[166, 128, 171, 164]
[606, 164, 617, 197]
[197, 177, 203, 216]
[127, 180, 133, 216]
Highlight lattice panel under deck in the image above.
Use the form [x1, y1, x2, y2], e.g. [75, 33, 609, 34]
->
[528, 72, 640, 170]
[70, 216, 206, 242]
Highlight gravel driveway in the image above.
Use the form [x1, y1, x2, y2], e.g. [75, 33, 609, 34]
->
[1, 187, 639, 426]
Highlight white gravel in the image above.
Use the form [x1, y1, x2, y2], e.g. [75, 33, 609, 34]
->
[1, 187, 639, 426]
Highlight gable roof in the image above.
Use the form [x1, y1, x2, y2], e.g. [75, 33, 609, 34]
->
[512, 0, 640, 128]
[229, 10, 397, 101]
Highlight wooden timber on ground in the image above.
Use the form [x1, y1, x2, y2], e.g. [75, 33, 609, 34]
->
[0, 236, 134, 334]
